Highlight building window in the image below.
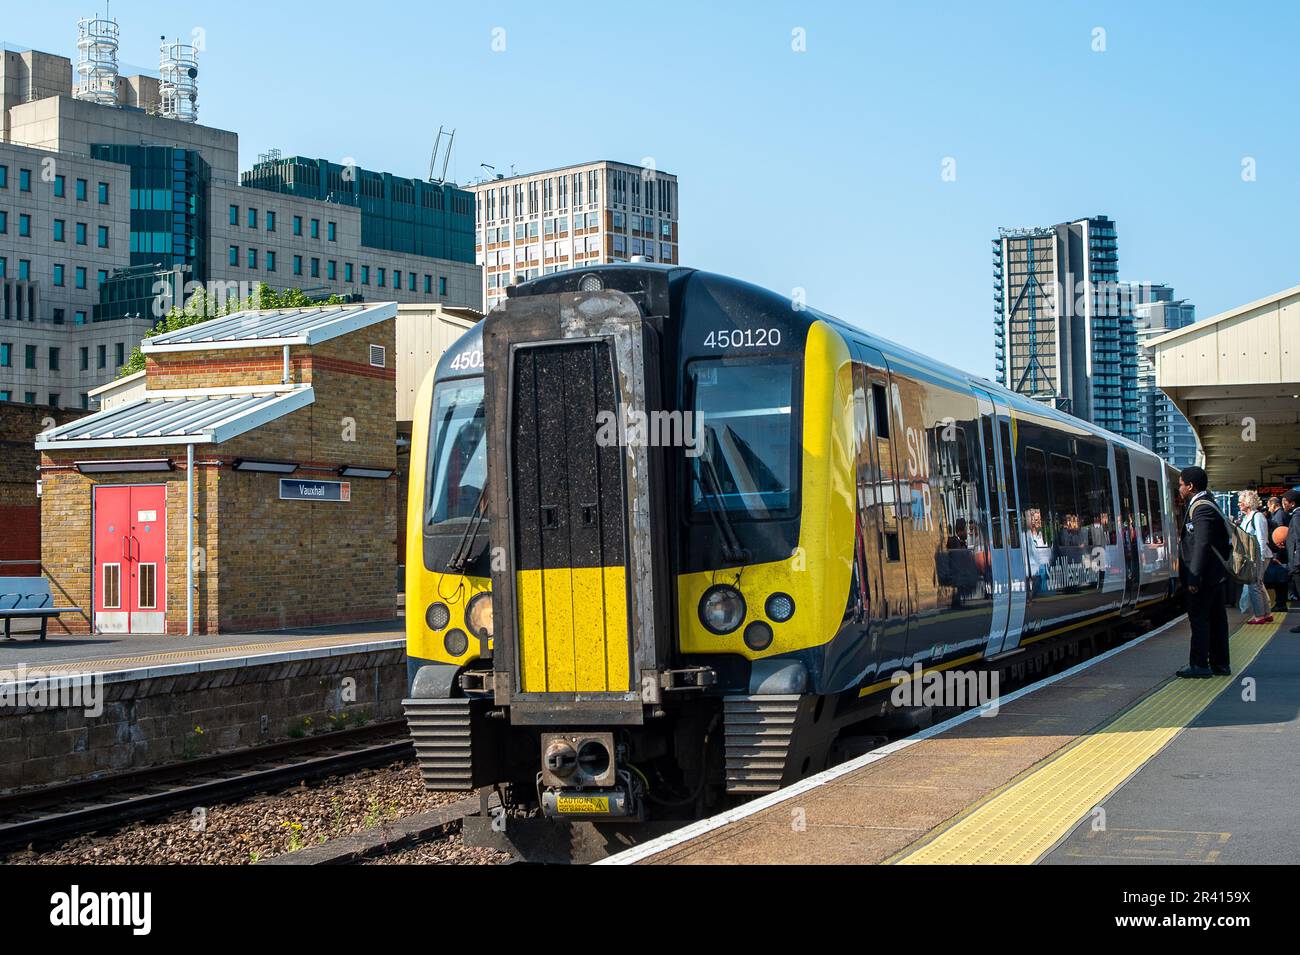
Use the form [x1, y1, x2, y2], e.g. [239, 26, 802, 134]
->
[266, 210, 276, 232]
[0, 210, 6, 234]
[327, 221, 336, 241]
[75, 310, 86, 325]
[423, 274, 431, 294]
[229, 204, 239, 225]
[310, 219, 320, 239]
[76, 178, 87, 201]
[20, 169, 31, 192]
[53, 264, 65, 287]
[75, 266, 86, 289]
[393, 269, 401, 290]
[361, 265, 369, 285]
[248, 208, 257, 229]
[0, 391, 10, 402]
[293, 255, 302, 276]
[327, 260, 337, 280]
[76, 222, 87, 245]
[97, 269, 107, 287]
[47, 393, 60, 408]
[377, 267, 386, 287]
[0, 165, 7, 188]
[53, 175, 65, 197]
[98, 345, 106, 369]
[345, 263, 353, 283]
[80, 347, 89, 370]
[97, 226, 109, 248]
[53, 219, 66, 242]
[115, 343, 124, 367]
[25, 345, 37, 369]
[24, 393, 35, 404]
[293, 216, 303, 236]
[80, 393, 89, 409]
[229, 245, 239, 266]
[18, 260, 29, 280]
[266, 250, 276, 272]
[53, 308, 64, 324]
[408, 272, 415, 292]
[0, 343, 10, 366]
[310, 257, 320, 278]
[439, 276, 447, 296]
[49, 347, 60, 371]
[0, 257, 5, 278]
[248, 248, 258, 269]
[19, 214, 30, 236]
[98, 181, 109, 203]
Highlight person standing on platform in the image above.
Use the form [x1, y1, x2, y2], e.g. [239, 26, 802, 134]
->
[1237, 490, 1273, 624]
[1176, 466, 1231, 678]
[1285, 491, 1300, 634]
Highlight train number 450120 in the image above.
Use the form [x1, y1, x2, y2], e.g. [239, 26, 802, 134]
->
[703, 328, 782, 349]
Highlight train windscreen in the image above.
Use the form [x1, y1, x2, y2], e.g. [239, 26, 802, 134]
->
[425, 379, 487, 526]
[687, 358, 795, 519]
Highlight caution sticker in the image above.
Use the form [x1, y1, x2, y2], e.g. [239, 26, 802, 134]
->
[555, 794, 611, 814]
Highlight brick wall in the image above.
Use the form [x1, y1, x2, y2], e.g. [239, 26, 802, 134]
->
[0, 403, 88, 577]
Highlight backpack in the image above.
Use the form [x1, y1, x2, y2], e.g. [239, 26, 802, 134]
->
[1190, 498, 1262, 584]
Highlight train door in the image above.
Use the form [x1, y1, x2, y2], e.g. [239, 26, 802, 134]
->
[854, 345, 911, 669]
[991, 393, 1028, 653]
[1113, 447, 1140, 612]
[973, 390, 1015, 656]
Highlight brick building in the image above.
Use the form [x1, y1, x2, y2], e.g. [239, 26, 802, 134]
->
[35, 302, 399, 636]
[0, 401, 86, 578]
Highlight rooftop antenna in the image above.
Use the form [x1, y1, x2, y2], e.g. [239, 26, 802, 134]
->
[428, 126, 455, 183]
[73, 10, 120, 106]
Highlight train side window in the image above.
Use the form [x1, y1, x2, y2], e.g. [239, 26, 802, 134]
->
[1097, 465, 1117, 544]
[1023, 447, 1051, 546]
[871, 382, 890, 440]
[998, 420, 1020, 547]
[1146, 479, 1164, 544]
[1074, 460, 1098, 546]
[979, 417, 1002, 549]
[1135, 477, 1152, 544]
[1048, 453, 1079, 547]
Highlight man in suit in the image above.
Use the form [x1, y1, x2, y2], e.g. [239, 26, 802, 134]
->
[1176, 466, 1231, 677]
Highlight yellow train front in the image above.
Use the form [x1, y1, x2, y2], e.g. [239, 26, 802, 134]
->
[403, 263, 1179, 822]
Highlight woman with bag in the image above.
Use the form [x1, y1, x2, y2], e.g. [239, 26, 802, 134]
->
[1238, 490, 1274, 623]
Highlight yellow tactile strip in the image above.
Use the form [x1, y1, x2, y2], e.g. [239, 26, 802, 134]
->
[893, 619, 1280, 864]
[26, 633, 403, 676]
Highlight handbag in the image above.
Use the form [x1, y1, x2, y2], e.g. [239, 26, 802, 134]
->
[1264, 560, 1289, 585]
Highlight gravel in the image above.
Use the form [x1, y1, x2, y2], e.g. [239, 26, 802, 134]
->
[3, 761, 509, 866]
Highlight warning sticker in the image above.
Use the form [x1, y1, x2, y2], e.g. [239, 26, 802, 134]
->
[555, 794, 611, 814]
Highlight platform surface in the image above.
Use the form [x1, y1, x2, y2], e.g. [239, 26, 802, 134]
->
[615, 609, 1297, 865]
[0, 618, 404, 674]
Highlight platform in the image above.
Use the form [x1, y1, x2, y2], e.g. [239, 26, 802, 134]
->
[605, 609, 1297, 865]
[0, 618, 404, 676]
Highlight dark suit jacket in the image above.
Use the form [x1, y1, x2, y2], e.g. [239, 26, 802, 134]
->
[1288, 508, 1300, 572]
[1179, 493, 1230, 588]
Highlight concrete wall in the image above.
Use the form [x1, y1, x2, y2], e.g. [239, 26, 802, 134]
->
[0, 645, 405, 792]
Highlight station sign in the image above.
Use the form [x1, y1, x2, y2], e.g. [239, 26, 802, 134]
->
[279, 478, 351, 502]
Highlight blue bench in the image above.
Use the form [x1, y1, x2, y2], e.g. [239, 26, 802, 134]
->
[0, 577, 82, 642]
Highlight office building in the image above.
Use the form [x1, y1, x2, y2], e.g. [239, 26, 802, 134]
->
[993, 214, 1139, 441]
[1, 17, 480, 409]
[1129, 283, 1198, 467]
[466, 160, 679, 312]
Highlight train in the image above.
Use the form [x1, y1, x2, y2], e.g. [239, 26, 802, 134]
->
[402, 264, 1181, 822]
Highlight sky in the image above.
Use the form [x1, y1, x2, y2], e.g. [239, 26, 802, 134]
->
[7, 1, 1298, 378]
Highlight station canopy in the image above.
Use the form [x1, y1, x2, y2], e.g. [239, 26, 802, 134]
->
[35, 386, 314, 450]
[141, 301, 397, 353]
[1151, 285, 1300, 490]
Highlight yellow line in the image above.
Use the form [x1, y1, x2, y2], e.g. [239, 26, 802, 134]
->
[893, 618, 1280, 865]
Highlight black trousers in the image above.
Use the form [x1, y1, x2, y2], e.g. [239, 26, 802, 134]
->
[1186, 580, 1230, 669]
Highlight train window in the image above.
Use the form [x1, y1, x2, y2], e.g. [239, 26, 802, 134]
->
[1049, 453, 1080, 547]
[979, 417, 1002, 549]
[689, 359, 795, 519]
[426, 379, 487, 526]
[1147, 479, 1164, 544]
[1096, 465, 1117, 544]
[998, 420, 1020, 547]
[1023, 447, 1052, 548]
[1135, 477, 1152, 544]
[1074, 460, 1099, 546]
[871, 382, 890, 440]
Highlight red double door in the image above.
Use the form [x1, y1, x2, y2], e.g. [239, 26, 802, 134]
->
[93, 485, 167, 634]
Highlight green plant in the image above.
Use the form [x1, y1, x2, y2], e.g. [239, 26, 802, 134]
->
[282, 820, 306, 853]
[180, 724, 206, 760]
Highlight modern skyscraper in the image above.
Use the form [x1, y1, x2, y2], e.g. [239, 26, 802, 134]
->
[1129, 283, 1198, 467]
[993, 214, 1139, 442]
[466, 161, 679, 313]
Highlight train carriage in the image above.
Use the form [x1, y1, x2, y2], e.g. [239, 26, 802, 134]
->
[404, 264, 1180, 820]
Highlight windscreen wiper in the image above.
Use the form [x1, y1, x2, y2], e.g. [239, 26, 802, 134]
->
[696, 456, 750, 564]
[447, 484, 489, 573]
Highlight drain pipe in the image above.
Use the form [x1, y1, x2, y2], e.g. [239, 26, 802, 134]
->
[186, 442, 194, 637]
[282, 344, 290, 384]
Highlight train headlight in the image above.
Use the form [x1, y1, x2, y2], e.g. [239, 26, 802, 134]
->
[444, 628, 469, 657]
[426, 602, 450, 631]
[466, 592, 494, 638]
[744, 621, 774, 651]
[699, 585, 746, 635]
[765, 592, 795, 623]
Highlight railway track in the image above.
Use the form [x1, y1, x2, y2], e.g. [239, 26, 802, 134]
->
[0, 721, 413, 852]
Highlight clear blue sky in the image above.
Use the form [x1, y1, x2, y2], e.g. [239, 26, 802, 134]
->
[10, 2, 1297, 377]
